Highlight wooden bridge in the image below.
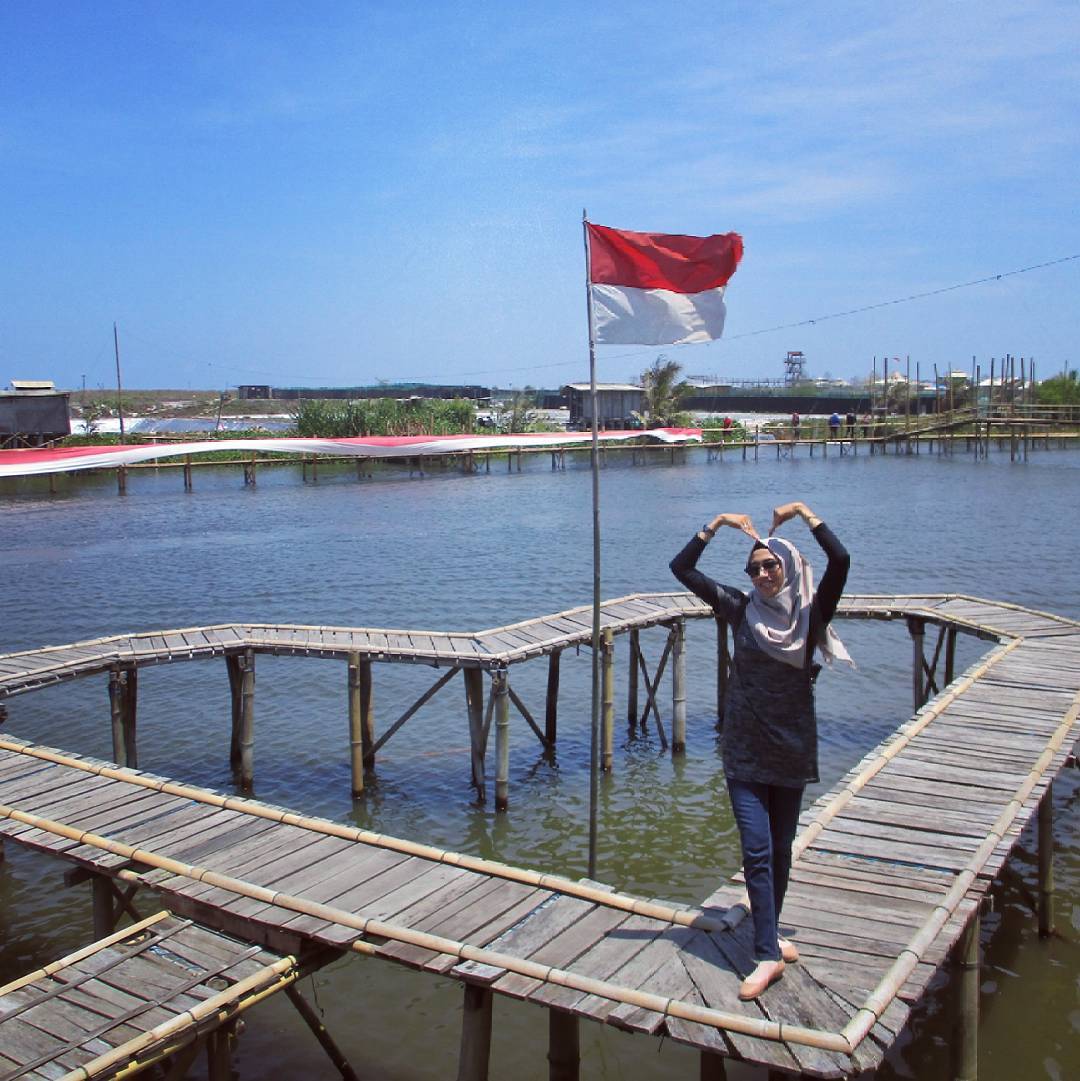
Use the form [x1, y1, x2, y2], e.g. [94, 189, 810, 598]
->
[0, 593, 1077, 1079]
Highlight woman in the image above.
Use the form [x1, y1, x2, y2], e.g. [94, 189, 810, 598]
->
[670, 501, 850, 1000]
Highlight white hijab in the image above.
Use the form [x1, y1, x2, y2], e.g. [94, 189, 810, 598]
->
[746, 536, 853, 670]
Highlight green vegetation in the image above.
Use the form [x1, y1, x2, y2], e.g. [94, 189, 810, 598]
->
[291, 397, 476, 437]
[1037, 370, 1080, 406]
[636, 356, 692, 428]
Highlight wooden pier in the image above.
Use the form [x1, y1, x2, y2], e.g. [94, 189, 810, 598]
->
[0, 594, 1077, 1078]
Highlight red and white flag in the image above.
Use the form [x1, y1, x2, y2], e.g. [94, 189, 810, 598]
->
[586, 223, 743, 345]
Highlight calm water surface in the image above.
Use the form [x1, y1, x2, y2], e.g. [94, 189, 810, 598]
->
[1, 446, 1077, 1080]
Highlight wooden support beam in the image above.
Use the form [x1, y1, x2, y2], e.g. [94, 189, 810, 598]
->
[545, 650, 560, 743]
[548, 1009, 580, 1081]
[493, 671, 510, 812]
[465, 668, 486, 802]
[601, 627, 615, 771]
[348, 654, 365, 796]
[627, 628, 639, 727]
[952, 911, 980, 1081]
[700, 1051, 728, 1080]
[239, 648, 255, 791]
[907, 616, 926, 710]
[635, 632, 672, 748]
[507, 682, 549, 748]
[359, 658, 375, 768]
[369, 666, 460, 761]
[945, 626, 958, 685]
[1038, 782, 1054, 937]
[109, 669, 125, 766]
[227, 654, 243, 771]
[206, 1028, 232, 1081]
[122, 667, 138, 769]
[92, 874, 114, 938]
[672, 618, 687, 753]
[285, 984, 360, 1081]
[457, 984, 493, 1081]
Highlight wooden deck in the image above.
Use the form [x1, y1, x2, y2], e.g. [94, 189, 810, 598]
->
[0, 911, 298, 1080]
[0, 594, 1077, 1077]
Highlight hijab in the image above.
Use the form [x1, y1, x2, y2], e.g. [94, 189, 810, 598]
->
[745, 536, 853, 670]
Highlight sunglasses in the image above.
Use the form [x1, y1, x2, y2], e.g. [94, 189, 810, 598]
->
[745, 558, 782, 578]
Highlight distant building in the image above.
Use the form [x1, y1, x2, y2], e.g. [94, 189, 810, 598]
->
[562, 383, 644, 429]
[1, 381, 71, 447]
[237, 383, 490, 402]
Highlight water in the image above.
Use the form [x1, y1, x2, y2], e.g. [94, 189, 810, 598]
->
[1, 445, 1077, 1080]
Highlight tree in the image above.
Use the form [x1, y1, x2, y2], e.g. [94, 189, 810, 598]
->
[637, 356, 692, 427]
[1037, 370, 1080, 406]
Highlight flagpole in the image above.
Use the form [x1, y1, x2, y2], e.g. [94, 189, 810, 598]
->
[582, 210, 602, 880]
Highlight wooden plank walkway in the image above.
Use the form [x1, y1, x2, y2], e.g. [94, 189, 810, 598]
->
[0, 594, 1077, 1077]
[0, 911, 295, 1080]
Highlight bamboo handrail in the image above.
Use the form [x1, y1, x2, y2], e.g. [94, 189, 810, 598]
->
[0, 735, 732, 934]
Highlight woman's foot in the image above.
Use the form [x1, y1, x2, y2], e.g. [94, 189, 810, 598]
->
[738, 959, 785, 1001]
[778, 937, 800, 963]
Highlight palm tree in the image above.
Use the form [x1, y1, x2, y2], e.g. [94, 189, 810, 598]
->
[637, 356, 691, 427]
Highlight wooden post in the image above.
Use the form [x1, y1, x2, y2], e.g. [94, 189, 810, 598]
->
[92, 875, 114, 938]
[206, 1029, 233, 1081]
[348, 653, 365, 797]
[227, 654, 243, 771]
[183, 456, 193, 491]
[952, 912, 980, 1081]
[122, 668, 138, 769]
[700, 1051, 728, 1080]
[944, 626, 958, 685]
[359, 658, 375, 768]
[627, 629, 639, 727]
[465, 667, 486, 801]
[117, 466, 127, 495]
[493, 670, 510, 811]
[1038, 782, 1055, 937]
[672, 618, 686, 753]
[907, 617, 926, 709]
[109, 670, 125, 765]
[545, 651, 561, 744]
[457, 984, 493, 1081]
[238, 648, 255, 791]
[548, 1009, 580, 1081]
[715, 617, 729, 729]
[284, 985, 360, 1081]
[601, 627, 614, 772]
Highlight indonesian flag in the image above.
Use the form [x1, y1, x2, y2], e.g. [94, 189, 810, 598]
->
[586, 223, 743, 345]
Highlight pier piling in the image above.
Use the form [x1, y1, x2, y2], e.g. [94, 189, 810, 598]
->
[1038, 783, 1055, 936]
[457, 984, 493, 1081]
[672, 618, 687, 753]
[493, 670, 510, 811]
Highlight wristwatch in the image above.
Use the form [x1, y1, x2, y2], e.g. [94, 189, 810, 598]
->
[701, 523, 717, 538]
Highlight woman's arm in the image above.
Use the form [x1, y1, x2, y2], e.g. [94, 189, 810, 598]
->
[670, 513, 756, 619]
[770, 502, 849, 624]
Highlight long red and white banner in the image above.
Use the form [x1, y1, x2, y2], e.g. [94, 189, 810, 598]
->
[587, 223, 743, 345]
[0, 429, 702, 478]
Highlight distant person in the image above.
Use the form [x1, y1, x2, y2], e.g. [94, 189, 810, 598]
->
[860, 413, 872, 437]
[723, 416, 733, 431]
[845, 411, 856, 438]
[828, 412, 841, 439]
[790, 412, 800, 441]
[670, 501, 852, 1000]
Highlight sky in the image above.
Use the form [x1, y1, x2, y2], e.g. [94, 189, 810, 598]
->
[2, 1, 1079, 391]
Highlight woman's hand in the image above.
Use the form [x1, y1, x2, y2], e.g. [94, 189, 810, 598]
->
[769, 502, 822, 534]
[707, 513, 760, 540]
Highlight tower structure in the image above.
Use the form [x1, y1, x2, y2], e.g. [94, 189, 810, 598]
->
[783, 350, 807, 386]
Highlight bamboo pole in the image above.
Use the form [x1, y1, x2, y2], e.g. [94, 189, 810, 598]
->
[284, 985, 360, 1081]
[672, 619, 687, 753]
[465, 668, 486, 800]
[627, 629, 639, 727]
[1038, 782, 1054, 937]
[952, 912, 980, 1081]
[601, 627, 614, 771]
[493, 670, 510, 811]
[238, 648, 255, 790]
[348, 654, 364, 796]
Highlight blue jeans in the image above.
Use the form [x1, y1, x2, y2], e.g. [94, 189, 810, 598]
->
[726, 778, 804, 962]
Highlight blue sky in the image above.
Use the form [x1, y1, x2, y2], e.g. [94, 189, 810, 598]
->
[2, 1, 1078, 391]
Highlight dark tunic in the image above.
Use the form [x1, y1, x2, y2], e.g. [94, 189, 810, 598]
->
[669, 523, 849, 787]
